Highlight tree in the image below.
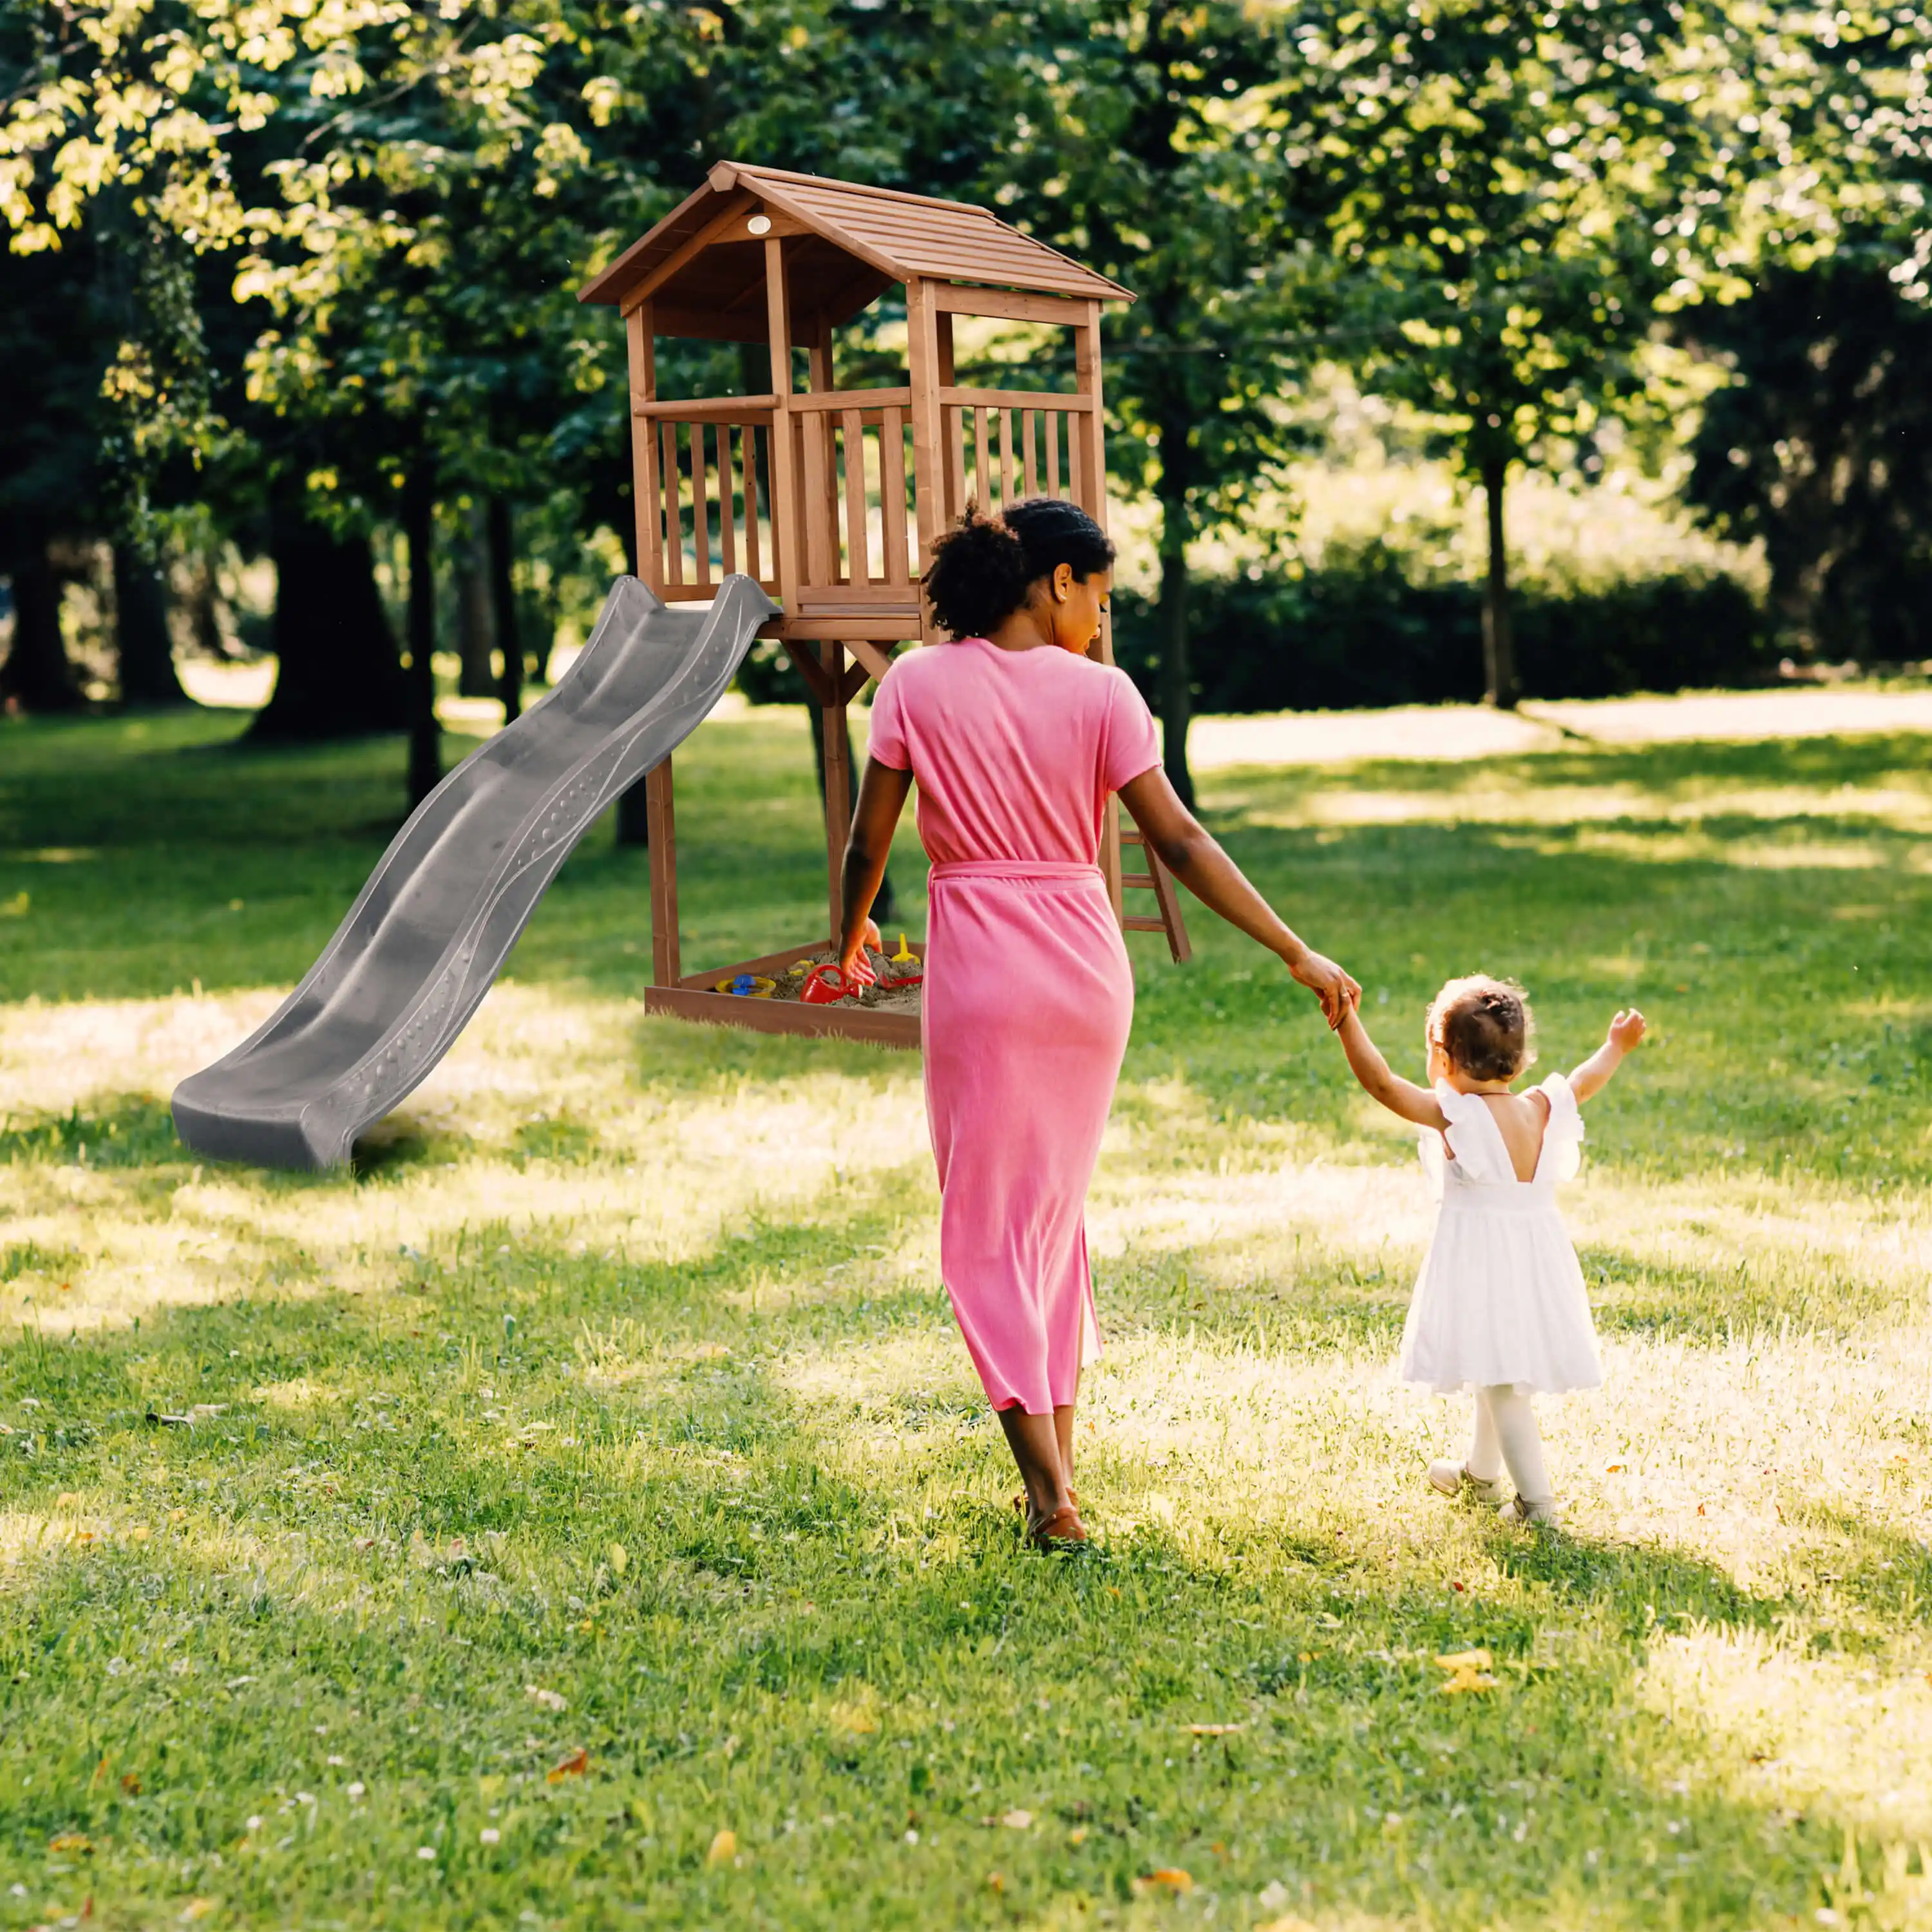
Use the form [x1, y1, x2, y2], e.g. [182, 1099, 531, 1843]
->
[1001, 0, 1318, 804]
[1685, 261, 1932, 663]
[1278, 1, 1757, 707]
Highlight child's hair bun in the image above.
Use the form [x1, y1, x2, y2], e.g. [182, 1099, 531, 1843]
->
[1428, 974, 1535, 1082]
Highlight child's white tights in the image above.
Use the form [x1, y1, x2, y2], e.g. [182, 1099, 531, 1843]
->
[1466, 1385, 1552, 1506]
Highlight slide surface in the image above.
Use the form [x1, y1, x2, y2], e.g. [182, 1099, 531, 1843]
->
[173, 574, 779, 1170]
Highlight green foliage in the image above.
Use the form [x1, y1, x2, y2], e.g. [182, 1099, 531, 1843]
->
[1112, 556, 1770, 711]
[1685, 261, 1932, 663]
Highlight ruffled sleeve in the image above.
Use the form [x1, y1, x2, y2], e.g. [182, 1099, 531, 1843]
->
[1538, 1071, 1585, 1182]
[1429, 1081, 1520, 1186]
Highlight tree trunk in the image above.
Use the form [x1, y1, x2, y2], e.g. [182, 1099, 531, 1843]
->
[811, 702, 895, 923]
[251, 499, 407, 741]
[1480, 453, 1519, 710]
[1155, 428, 1195, 808]
[1, 537, 81, 712]
[113, 543, 190, 707]
[489, 497, 523, 725]
[455, 502, 497, 699]
[404, 473, 441, 807]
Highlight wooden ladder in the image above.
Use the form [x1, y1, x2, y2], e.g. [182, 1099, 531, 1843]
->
[1119, 827, 1192, 963]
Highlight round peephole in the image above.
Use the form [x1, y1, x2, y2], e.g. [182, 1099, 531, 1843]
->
[747, 214, 772, 236]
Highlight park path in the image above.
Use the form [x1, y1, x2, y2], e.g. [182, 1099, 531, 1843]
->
[1184, 686, 1932, 770]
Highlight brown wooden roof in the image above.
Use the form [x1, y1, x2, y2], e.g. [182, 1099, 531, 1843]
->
[579, 160, 1132, 329]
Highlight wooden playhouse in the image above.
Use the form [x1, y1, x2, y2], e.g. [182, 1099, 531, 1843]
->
[579, 160, 1189, 1046]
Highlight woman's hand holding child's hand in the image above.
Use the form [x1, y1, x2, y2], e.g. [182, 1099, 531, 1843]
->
[1287, 949, 1362, 1030]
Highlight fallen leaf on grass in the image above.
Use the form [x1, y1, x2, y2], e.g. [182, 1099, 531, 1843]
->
[608, 1542, 629, 1577]
[1434, 1647, 1498, 1694]
[1257, 1918, 1319, 1932]
[48, 1833, 93, 1853]
[1000, 1810, 1032, 1830]
[1187, 1723, 1244, 1736]
[1132, 1868, 1193, 1896]
[983, 1872, 1005, 1893]
[547, 1750, 589, 1783]
[526, 1685, 567, 1712]
[706, 1828, 737, 1866]
[120, 1774, 141, 1796]
[178, 1900, 214, 1923]
[1068, 1828, 1089, 1846]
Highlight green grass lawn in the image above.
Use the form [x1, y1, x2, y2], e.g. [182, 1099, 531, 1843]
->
[1, 699, 1929, 1930]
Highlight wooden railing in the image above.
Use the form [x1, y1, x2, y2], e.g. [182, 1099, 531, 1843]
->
[635, 397, 780, 600]
[790, 388, 918, 605]
[634, 384, 1096, 612]
[940, 388, 1093, 523]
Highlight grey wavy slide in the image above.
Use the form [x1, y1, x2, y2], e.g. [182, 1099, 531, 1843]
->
[173, 574, 779, 1171]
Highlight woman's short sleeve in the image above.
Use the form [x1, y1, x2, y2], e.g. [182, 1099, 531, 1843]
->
[865, 664, 911, 770]
[1102, 668, 1160, 793]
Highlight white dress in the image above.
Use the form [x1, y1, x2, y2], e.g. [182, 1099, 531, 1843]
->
[1397, 1072, 1603, 1396]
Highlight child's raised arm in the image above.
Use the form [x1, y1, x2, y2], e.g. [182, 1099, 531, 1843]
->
[1569, 1008, 1647, 1104]
[1336, 1001, 1448, 1130]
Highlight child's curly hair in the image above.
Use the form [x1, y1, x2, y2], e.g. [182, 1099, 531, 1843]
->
[1427, 974, 1536, 1083]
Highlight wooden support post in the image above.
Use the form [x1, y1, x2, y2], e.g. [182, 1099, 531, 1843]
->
[764, 236, 800, 609]
[646, 757, 680, 985]
[1073, 298, 1123, 917]
[820, 640, 851, 943]
[905, 277, 947, 642]
[626, 304, 661, 588]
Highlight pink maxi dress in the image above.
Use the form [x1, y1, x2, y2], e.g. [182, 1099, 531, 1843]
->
[866, 637, 1161, 1415]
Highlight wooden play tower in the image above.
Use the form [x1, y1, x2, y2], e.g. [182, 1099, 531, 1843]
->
[580, 160, 1190, 1046]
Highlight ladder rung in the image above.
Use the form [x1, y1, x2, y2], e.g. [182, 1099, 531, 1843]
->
[1121, 828, 1145, 845]
[1122, 872, 1155, 889]
[1122, 916, 1167, 932]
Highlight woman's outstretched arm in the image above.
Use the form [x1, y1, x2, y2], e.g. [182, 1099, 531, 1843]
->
[1117, 766, 1360, 1027]
[838, 757, 914, 981]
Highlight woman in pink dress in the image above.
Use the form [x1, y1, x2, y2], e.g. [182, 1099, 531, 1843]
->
[838, 502, 1358, 1547]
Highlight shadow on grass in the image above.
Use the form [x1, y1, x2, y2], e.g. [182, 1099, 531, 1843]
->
[0, 1179, 1906, 1927]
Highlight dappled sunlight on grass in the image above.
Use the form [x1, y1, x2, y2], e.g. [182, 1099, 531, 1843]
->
[1641, 1626, 1932, 1839]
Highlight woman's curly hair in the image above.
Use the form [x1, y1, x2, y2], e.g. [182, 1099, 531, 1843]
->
[1427, 974, 1537, 1083]
[922, 498, 1116, 639]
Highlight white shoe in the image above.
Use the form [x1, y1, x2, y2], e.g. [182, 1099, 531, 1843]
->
[1428, 1460, 1509, 1507]
[1501, 1493, 1560, 1528]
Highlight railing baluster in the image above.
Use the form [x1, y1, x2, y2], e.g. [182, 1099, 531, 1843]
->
[1045, 410, 1061, 498]
[744, 422, 762, 582]
[692, 421, 712, 585]
[947, 405, 967, 524]
[1066, 408, 1083, 504]
[842, 408, 868, 585]
[719, 423, 737, 579]
[1023, 410, 1039, 498]
[880, 406, 908, 584]
[1000, 408, 1016, 509]
[973, 407, 990, 512]
[661, 421, 683, 586]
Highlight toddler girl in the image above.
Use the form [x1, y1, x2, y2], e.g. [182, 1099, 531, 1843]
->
[1334, 975, 1645, 1525]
